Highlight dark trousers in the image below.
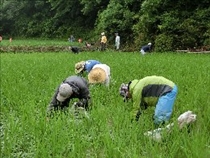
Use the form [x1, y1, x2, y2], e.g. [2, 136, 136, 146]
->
[100, 43, 106, 51]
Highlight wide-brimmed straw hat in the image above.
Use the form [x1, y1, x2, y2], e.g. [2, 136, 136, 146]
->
[88, 68, 106, 84]
[75, 61, 85, 74]
[56, 83, 73, 102]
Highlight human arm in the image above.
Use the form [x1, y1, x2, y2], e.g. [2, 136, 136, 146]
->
[75, 97, 91, 110]
[47, 88, 59, 114]
[129, 81, 144, 121]
[130, 95, 142, 121]
[68, 76, 91, 110]
[78, 80, 91, 110]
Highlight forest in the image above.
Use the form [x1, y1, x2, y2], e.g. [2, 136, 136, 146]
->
[1, 0, 210, 51]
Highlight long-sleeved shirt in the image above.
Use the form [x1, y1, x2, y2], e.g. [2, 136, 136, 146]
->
[141, 45, 151, 52]
[84, 60, 101, 73]
[101, 35, 107, 44]
[47, 76, 90, 113]
[129, 76, 175, 120]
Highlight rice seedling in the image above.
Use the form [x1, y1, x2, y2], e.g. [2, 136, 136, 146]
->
[1, 44, 210, 157]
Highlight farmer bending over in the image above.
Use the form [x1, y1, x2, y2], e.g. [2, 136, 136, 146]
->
[88, 64, 111, 86]
[119, 75, 178, 126]
[140, 43, 152, 55]
[69, 46, 80, 54]
[47, 75, 91, 115]
[75, 60, 101, 76]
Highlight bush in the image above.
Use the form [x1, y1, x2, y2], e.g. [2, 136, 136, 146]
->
[154, 34, 173, 52]
[204, 27, 210, 48]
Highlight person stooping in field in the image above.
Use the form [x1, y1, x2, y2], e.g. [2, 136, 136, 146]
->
[47, 75, 91, 115]
[75, 60, 101, 76]
[69, 46, 80, 54]
[140, 43, 152, 55]
[88, 64, 111, 86]
[119, 75, 178, 126]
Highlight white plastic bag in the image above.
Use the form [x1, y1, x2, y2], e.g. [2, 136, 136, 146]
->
[177, 110, 197, 129]
[144, 110, 197, 142]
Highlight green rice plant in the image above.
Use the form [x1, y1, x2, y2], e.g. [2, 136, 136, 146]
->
[1, 49, 210, 157]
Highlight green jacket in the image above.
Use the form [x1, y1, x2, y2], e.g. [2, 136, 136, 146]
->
[129, 75, 175, 120]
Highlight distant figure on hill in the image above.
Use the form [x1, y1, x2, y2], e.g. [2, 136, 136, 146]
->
[47, 75, 91, 115]
[100, 32, 107, 51]
[140, 43, 152, 55]
[115, 32, 120, 50]
[68, 35, 75, 42]
[0, 35, 2, 42]
[69, 46, 80, 54]
[75, 60, 101, 76]
[119, 75, 178, 127]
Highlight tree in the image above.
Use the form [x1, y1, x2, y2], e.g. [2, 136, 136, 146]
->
[1, 0, 210, 50]
[95, 0, 142, 48]
[133, 0, 210, 50]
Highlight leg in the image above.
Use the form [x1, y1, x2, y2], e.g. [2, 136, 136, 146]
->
[140, 49, 145, 55]
[154, 85, 178, 125]
[103, 43, 106, 51]
[100, 43, 103, 51]
[101, 43, 105, 51]
[116, 43, 120, 50]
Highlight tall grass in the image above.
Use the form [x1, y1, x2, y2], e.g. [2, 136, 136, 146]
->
[1, 51, 210, 158]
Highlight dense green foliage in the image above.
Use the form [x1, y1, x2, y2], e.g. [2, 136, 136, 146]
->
[1, 45, 210, 157]
[1, 0, 210, 50]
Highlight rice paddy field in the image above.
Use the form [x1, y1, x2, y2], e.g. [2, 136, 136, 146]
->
[1, 40, 210, 158]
